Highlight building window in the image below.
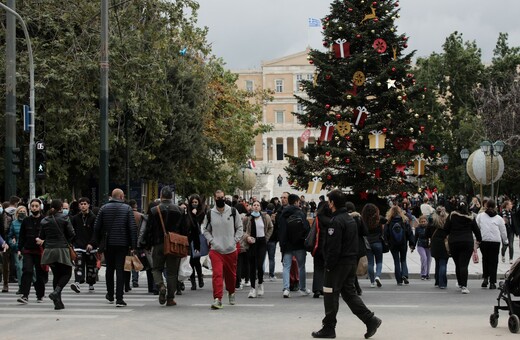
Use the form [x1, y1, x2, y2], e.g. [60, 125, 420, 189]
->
[275, 79, 284, 93]
[245, 80, 254, 92]
[275, 111, 284, 123]
[296, 74, 303, 92]
[296, 103, 304, 115]
[306, 73, 314, 81]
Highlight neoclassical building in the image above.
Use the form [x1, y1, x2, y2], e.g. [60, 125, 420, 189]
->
[234, 48, 320, 166]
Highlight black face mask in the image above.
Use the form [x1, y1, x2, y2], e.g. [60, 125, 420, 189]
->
[215, 199, 225, 208]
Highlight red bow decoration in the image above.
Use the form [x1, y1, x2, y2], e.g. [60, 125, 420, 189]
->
[359, 192, 368, 200]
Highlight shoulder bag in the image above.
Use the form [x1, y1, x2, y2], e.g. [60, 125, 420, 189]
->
[157, 205, 189, 257]
[52, 216, 77, 262]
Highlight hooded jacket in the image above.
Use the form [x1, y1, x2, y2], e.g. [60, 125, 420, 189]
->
[277, 204, 309, 252]
[476, 210, 508, 243]
[444, 211, 482, 244]
[202, 204, 243, 255]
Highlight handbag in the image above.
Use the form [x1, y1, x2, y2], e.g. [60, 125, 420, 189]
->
[304, 216, 320, 256]
[157, 205, 189, 257]
[356, 255, 368, 276]
[191, 234, 209, 259]
[52, 216, 77, 262]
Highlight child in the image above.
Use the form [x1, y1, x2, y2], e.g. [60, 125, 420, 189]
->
[415, 215, 432, 280]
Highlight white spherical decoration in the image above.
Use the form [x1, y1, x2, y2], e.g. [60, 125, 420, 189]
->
[466, 149, 504, 185]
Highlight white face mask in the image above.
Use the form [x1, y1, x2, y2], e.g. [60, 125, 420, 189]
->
[0, 207, 3, 215]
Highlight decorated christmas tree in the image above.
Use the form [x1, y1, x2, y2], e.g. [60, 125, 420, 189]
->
[286, 0, 442, 196]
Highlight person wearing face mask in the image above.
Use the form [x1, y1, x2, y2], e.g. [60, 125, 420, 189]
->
[186, 194, 206, 290]
[203, 190, 243, 310]
[242, 201, 273, 298]
[17, 198, 46, 304]
[9, 205, 27, 294]
[62, 201, 70, 217]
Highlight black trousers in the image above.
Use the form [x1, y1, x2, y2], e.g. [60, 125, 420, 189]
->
[50, 262, 72, 290]
[480, 241, 501, 284]
[247, 237, 267, 288]
[501, 232, 515, 260]
[73, 252, 98, 285]
[312, 253, 325, 294]
[20, 253, 46, 299]
[450, 242, 473, 287]
[190, 256, 203, 283]
[322, 262, 373, 328]
[104, 246, 128, 301]
[235, 252, 249, 288]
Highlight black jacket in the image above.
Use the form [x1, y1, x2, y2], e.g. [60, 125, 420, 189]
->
[19, 215, 44, 253]
[351, 211, 368, 258]
[324, 207, 358, 270]
[278, 204, 310, 252]
[40, 213, 75, 248]
[444, 211, 482, 245]
[146, 200, 187, 246]
[71, 211, 97, 249]
[92, 199, 137, 249]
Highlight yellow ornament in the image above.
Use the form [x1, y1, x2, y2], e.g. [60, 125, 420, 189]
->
[336, 121, 352, 136]
[353, 71, 366, 86]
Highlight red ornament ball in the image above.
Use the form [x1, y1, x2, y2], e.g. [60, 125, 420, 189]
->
[391, 67, 396, 72]
[420, 125, 425, 132]
[307, 122, 312, 127]
[356, 34, 362, 39]
[373, 18, 378, 23]
[326, 74, 331, 80]
[288, 180, 293, 185]
[348, 8, 353, 12]
[327, 174, 332, 180]
[444, 165, 448, 170]
[309, 60, 314, 65]
[423, 87, 428, 92]
[323, 41, 329, 47]
[395, 2, 399, 7]
[325, 151, 331, 157]
[382, 128, 387, 133]
[345, 136, 351, 140]
[345, 158, 351, 164]
[372, 1, 377, 5]
[335, 114, 341, 120]
[404, 44, 408, 48]
[407, 161, 412, 165]
[325, 104, 331, 109]
[402, 36, 408, 41]
[325, 17, 330, 22]
[429, 144, 435, 151]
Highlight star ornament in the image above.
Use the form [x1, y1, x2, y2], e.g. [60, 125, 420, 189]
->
[387, 79, 396, 89]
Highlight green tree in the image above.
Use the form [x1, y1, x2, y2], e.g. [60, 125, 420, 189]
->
[285, 0, 433, 195]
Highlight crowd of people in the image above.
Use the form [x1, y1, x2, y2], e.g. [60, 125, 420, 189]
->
[0, 188, 517, 338]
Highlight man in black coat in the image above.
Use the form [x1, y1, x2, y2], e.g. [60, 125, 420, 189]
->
[88, 188, 137, 307]
[312, 190, 381, 339]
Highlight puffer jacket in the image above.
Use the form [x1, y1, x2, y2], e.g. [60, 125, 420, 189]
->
[444, 211, 482, 245]
[40, 213, 75, 248]
[476, 210, 508, 243]
[92, 199, 137, 249]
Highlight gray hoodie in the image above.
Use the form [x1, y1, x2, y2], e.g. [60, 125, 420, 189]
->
[203, 205, 243, 255]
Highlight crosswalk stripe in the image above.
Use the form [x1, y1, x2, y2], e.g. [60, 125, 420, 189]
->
[0, 314, 118, 319]
[0, 307, 133, 312]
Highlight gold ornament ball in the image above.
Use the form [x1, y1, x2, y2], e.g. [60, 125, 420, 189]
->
[414, 113, 419, 118]
[335, 136, 339, 141]
[347, 95, 352, 100]
[436, 153, 441, 158]
[420, 153, 424, 158]
[391, 28, 395, 32]
[371, 30, 375, 34]
[335, 157, 340, 162]
[397, 14, 401, 18]
[377, 82, 381, 86]
[418, 187, 422, 192]
[339, 26, 343, 30]
[427, 115, 432, 120]
[397, 96, 402, 100]
[409, 127, 414, 132]
[387, 114, 392, 118]
[359, 135, 363, 140]
[391, 160, 396, 165]
[363, 59, 367, 63]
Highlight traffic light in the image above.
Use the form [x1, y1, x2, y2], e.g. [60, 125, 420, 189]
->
[11, 147, 20, 175]
[35, 141, 46, 179]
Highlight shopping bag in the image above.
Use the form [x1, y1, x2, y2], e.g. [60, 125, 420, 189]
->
[124, 256, 133, 271]
[178, 256, 193, 281]
[356, 256, 368, 276]
[132, 255, 144, 271]
[472, 249, 479, 264]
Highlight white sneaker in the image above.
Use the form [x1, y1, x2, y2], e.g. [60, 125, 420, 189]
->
[70, 282, 80, 293]
[461, 287, 470, 294]
[89, 285, 95, 292]
[244, 281, 251, 287]
[248, 288, 257, 298]
[375, 277, 382, 288]
[370, 283, 376, 288]
[283, 289, 290, 298]
[269, 276, 277, 282]
[257, 283, 264, 296]
[299, 288, 311, 296]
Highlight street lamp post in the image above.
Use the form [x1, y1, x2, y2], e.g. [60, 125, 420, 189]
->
[0, 1, 36, 199]
[460, 148, 469, 196]
[480, 140, 505, 200]
[441, 154, 449, 198]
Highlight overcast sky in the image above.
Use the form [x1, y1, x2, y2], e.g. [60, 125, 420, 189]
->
[194, 0, 520, 70]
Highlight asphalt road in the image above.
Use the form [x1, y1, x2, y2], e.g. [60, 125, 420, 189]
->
[0, 275, 518, 340]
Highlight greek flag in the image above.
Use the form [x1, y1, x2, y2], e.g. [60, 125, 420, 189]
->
[308, 18, 320, 27]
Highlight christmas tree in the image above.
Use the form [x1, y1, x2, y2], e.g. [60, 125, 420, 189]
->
[286, 0, 441, 196]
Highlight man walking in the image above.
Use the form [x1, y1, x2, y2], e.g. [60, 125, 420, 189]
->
[312, 189, 381, 339]
[3, 196, 20, 292]
[88, 188, 137, 307]
[70, 197, 97, 293]
[144, 187, 187, 306]
[203, 190, 243, 310]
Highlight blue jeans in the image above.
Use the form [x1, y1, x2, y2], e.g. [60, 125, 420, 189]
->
[367, 242, 383, 283]
[282, 249, 307, 291]
[267, 241, 277, 277]
[434, 257, 448, 288]
[390, 246, 409, 283]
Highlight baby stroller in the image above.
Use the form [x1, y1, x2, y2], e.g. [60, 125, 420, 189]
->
[490, 258, 520, 333]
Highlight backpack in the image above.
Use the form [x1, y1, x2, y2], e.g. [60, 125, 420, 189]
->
[286, 212, 306, 244]
[390, 221, 405, 246]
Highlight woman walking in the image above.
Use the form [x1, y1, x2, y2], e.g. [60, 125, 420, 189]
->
[384, 206, 415, 285]
[476, 199, 508, 289]
[444, 201, 482, 294]
[426, 207, 449, 289]
[186, 194, 206, 290]
[8, 206, 27, 294]
[242, 201, 273, 298]
[362, 204, 383, 288]
[414, 215, 432, 280]
[36, 199, 75, 310]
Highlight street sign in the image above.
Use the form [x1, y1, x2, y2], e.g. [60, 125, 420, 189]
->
[23, 105, 30, 133]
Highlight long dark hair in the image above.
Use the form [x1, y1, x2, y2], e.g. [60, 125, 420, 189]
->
[48, 199, 63, 216]
[361, 203, 380, 232]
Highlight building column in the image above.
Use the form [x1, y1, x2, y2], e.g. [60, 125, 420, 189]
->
[262, 137, 267, 162]
[293, 136, 298, 157]
[283, 137, 288, 161]
[304, 140, 309, 160]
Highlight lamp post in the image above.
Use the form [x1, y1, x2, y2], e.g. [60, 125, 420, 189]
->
[460, 148, 469, 196]
[480, 140, 505, 200]
[441, 154, 449, 197]
[0, 1, 36, 199]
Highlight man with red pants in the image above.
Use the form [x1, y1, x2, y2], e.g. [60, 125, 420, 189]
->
[203, 190, 242, 310]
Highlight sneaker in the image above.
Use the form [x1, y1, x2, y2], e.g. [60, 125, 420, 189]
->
[461, 287, 470, 294]
[269, 275, 277, 282]
[70, 282, 80, 293]
[229, 293, 236, 305]
[502, 256, 506, 263]
[105, 293, 114, 304]
[158, 285, 167, 305]
[421, 276, 426, 280]
[370, 283, 376, 288]
[257, 283, 264, 297]
[375, 277, 382, 288]
[36, 297, 43, 303]
[132, 282, 139, 288]
[236, 283, 243, 290]
[116, 300, 127, 307]
[248, 288, 257, 298]
[17, 296, 28, 304]
[364, 316, 382, 339]
[283, 289, 290, 298]
[313, 291, 321, 298]
[299, 288, 311, 296]
[89, 285, 94, 292]
[244, 281, 251, 287]
[402, 276, 409, 285]
[211, 298, 223, 309]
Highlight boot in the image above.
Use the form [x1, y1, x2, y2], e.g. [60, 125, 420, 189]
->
[198, 276, 204, 288]
[49, 286, 64, 310]
[190, 273, 196, 291]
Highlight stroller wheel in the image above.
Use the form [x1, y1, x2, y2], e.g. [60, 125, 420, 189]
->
[490, 314, 499, 328]
[508, 314, 520, 333]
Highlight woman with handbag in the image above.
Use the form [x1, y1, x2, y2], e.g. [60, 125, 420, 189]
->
[361, 203, 384, 288]
[186, 194, 207, 290]
[444, 201, 482, 294]
[426, 207, 449, 289]
[36, 199, 75, 310]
